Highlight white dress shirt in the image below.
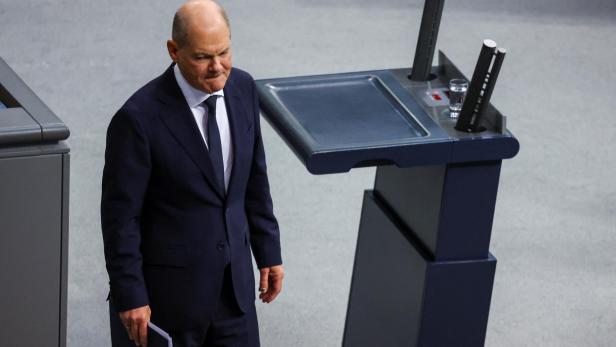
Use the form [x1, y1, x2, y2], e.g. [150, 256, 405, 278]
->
[174, 64, 233, 192]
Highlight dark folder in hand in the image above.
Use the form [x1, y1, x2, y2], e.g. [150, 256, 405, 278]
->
[147, 321, 173, 347]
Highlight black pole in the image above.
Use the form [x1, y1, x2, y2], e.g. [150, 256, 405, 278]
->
[409, 0, 446, 81]
[455, 39, 497, 132]
[476, 47, 506, 122]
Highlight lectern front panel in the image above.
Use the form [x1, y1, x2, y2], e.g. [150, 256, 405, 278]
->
[0, 154, 64, 346]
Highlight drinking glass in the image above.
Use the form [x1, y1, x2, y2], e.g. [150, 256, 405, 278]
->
[448, 79, 468, 118]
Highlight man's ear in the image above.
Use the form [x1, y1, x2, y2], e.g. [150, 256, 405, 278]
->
[166, 40, 178, 62]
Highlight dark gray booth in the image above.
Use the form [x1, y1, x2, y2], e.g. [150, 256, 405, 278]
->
[255, 1, 519, 345]
[0, 57, 70, 347]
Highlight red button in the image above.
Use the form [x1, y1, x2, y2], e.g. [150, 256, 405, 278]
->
[432, 93, 442, 101]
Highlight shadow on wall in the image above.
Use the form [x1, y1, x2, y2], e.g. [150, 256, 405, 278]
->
[295, 0, 616, 20]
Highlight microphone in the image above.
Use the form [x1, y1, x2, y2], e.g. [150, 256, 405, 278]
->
[455, 40, 507, 133]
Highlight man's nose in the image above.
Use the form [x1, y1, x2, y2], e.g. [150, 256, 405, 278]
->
[209, 57, 223, 72]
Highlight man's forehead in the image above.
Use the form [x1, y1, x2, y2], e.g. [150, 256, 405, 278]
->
[188, 44, 231, 55]
[184, 35, 230, 53]
[185, 17, 229, 38]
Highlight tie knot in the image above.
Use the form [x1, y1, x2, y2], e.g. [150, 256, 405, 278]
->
[204, 95, 218, 110]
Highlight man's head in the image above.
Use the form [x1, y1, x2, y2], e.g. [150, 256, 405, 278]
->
[167, 0, 232, 93]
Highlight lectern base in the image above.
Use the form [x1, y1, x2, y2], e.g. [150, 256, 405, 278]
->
[343, 191, 496, 347]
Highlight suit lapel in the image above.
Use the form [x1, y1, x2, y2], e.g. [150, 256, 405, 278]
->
[155, 66, 225, 200]
[224, 74, 250, 200]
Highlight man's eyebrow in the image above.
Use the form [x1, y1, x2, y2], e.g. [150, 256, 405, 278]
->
[194, 47, 230, 57]
[195, 52, 214, 58]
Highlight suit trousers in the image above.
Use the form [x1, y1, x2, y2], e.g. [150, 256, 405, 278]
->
[109, 266, 260, 347]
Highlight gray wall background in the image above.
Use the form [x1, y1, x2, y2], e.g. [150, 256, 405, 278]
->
[1, 0, 615, 346]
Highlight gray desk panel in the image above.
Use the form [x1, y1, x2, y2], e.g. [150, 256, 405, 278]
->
[0, 154, 63, 346]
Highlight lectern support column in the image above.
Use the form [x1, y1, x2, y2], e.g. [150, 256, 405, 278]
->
[343, 160, 503, 346]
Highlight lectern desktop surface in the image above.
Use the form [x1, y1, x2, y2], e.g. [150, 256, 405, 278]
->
[264, 74, 429, 147]
[256, 52, 519, 174]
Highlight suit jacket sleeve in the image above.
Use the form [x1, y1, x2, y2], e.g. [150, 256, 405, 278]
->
[245, 79, 282, 269]
[101, 104, 151, 312]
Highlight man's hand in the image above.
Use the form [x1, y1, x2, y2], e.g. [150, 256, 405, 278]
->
[119, 305, 151, 347]
[259, 265, 284, 303]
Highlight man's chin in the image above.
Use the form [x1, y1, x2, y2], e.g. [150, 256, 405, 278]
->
[201, 79, 226, 93]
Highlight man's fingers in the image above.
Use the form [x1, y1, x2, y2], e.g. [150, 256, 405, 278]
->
[261, 273, 283, 303]
[262, 289, 279, 303]
[263, 291, 277, 303]
[138, 319, 148, 347]
[259, 268, 270, 293]
[119, 316, 133, 340]
[269, 267, 283, 292]
[130, 320, 140, 346]
[258, 265, 284, 303]
[265, 281, 282, 303]
[259, 268, 270, 302]
[118, 305, 151, 345]
[269, 273, 282, 293]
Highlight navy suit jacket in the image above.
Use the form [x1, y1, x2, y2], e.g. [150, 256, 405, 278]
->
[101, 65, 281, 331]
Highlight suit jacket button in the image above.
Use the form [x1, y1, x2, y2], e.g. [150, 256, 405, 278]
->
[217, 242, 225, 251]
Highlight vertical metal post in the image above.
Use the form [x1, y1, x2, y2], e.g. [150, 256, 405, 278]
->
[455, 40, 506, 132]
[409, 0, 446, 81]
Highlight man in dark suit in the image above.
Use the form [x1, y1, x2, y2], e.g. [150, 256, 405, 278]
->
[101, 1, 284, 346]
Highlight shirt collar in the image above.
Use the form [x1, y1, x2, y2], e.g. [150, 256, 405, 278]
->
[173, 64, 225, 108]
